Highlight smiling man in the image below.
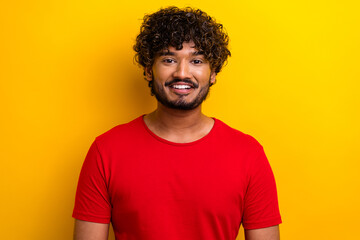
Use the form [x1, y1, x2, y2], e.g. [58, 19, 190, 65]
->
[148, 43, 215, 111]
[73, 6, 281, 240]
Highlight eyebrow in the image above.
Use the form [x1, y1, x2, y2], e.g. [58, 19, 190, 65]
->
[158, 50, 205, 56]
[193, 51, 205, 56]
[158, 51, 175, 56]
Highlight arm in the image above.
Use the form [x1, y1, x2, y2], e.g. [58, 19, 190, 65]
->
[244, 225, 280, 240]
[73, 141, 112, 239]
[74, 219, 109, 240]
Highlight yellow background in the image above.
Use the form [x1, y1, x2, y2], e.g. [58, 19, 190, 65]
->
[1, 0, 359, 239]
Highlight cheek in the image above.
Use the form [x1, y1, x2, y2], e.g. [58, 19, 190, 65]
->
[153, 68, 172, 81]
[194, 68, 211, 80]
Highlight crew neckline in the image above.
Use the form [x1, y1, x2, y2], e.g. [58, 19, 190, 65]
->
[140, 115, 217, 146]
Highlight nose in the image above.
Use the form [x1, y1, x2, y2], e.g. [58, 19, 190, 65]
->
[173, 60, 192, 79]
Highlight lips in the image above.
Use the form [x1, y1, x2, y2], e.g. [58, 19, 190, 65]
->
[169, 82, 194, 88]
[165, 79, 198, 88]
[171, 84, 192, 89]
[168, 81, 195, 94]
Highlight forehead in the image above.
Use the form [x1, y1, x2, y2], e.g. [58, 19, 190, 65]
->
[158, 42, 203, 56]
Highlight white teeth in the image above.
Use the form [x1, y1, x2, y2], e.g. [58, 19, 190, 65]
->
[172, 85, 191, 89]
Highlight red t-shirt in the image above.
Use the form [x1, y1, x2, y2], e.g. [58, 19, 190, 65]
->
[73, 116, 281, 239]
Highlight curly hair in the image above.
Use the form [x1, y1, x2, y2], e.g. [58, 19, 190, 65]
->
[133, 6, 231, 76]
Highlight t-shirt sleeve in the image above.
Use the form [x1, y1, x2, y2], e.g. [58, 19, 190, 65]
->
[72, 140, 111, 223]
[242, 146, 282, 229]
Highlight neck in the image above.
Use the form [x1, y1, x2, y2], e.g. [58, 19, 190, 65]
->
[143, 103, 214, 143]
[153, 103, 205, 129]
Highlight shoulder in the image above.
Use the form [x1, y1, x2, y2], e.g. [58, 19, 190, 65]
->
[94, 115, 144, 148]
[213, 118, 263, 151]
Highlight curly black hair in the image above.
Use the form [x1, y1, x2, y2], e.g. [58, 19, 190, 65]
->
[133, 6, 231, 76]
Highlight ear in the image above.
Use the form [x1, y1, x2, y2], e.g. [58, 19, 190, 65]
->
[145, 67, 153, 82]
[210, 71, 216, 84]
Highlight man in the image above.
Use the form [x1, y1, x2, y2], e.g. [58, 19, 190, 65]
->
[73, 6, 281, 240]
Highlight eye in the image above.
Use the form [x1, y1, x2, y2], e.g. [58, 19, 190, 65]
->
[192, 59, 203, 64]
[162, 58, 176, 64]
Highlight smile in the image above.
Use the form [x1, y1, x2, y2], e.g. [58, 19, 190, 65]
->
[171, 85, 192, 89]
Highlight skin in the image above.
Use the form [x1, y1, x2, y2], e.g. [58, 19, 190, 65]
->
[73, 220, 109, 240]
[74, 41, 280, 240]
[149, 42, 215, 111]
[245, 226, 280, 240]
[143, 41, 216, 143]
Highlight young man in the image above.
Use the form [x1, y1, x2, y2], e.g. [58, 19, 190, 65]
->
[73, 6, 281, 240]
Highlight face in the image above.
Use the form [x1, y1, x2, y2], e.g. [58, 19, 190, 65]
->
[146, 41, 216, 110]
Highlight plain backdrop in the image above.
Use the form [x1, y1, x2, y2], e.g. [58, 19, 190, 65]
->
[1, 0, 359, 239]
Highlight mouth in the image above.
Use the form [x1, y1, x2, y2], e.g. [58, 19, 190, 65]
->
[168, 82, 195, 95]
[170, 84, 192, 89]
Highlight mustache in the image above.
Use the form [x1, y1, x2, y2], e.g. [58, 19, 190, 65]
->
[164, 78, 199, 88]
